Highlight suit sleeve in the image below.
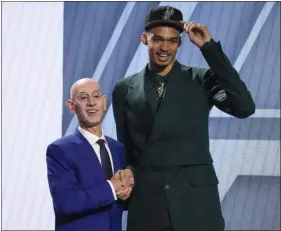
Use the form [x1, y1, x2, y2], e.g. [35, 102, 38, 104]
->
[112, 81, 136, 175]
[200, 39, 255, 118]
[46, 144, 115, 216]
[112, 82, 126, 144]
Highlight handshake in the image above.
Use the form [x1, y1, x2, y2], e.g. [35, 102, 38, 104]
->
[110, 169, 134, 200]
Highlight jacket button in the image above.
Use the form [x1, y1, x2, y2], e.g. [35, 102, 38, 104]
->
[164, 185, 170, 190]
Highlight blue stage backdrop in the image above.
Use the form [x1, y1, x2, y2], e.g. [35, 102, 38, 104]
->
[2, 2, 280, 230]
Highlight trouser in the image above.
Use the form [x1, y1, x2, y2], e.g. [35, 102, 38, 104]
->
[127, 168, 179, 231]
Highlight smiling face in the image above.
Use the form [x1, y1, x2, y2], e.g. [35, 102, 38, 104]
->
[67, 78, 107, 128]
[142, 26, 181, 70]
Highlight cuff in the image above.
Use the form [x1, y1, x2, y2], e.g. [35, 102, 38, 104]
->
[200, 38, 218, 51]
[107, 180, 117, 200]
[125, 165, 135, 178]
[200, 39, 227, 69]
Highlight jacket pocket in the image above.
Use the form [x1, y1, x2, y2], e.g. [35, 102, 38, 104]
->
[187, 164, 219, 187]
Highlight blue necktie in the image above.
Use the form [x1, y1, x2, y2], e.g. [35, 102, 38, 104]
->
[96, 139, 113, 179]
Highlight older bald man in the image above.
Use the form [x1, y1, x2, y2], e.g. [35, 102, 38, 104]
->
[46, 78, 133, 230]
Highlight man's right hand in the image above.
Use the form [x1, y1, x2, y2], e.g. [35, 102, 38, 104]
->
[110, 178, 125, 193]
[110, 169, 134, 200]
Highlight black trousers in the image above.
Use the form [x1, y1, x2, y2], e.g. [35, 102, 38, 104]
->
[127, 168, 178, 231]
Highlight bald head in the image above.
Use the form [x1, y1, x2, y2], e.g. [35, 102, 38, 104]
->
[67, 77, 107, 132]
[70, 78, 100, 98]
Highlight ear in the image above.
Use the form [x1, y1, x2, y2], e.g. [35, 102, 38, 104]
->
[66, 99, 75, 114]
[141, 32, 148, 45]
[178, 37, 182, 47]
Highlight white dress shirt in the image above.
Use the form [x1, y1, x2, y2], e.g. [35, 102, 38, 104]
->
[78, 126, 117, 200]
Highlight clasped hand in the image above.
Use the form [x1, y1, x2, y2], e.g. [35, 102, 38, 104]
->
[110, 169, 134, 200]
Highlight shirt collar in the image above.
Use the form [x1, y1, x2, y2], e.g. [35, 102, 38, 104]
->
[145, 60, 179, 85]
[78, 126, 107, 145]
[146, 65, 165, 85]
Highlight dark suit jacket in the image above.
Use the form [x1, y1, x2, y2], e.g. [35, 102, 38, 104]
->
[46, 129, 125, 230]
[112, 41, 255, 231]
[112, 40, 255, 231]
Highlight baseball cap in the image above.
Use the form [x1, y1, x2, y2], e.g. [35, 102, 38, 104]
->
[145, 6, 184, 33]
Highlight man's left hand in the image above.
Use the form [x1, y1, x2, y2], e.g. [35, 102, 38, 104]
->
[181, 21, 212, 48]
[111, 169, 134, 200]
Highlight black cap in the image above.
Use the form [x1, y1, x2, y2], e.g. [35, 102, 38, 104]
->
[145, 6, 184, 33]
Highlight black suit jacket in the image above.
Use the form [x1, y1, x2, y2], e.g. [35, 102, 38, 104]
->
[112, 40, 255, 230]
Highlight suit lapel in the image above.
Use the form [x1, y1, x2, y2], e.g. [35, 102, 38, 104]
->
[147, 61, 189, 142]
[72, 129, 121, 175]
[125, 62, 194, 145]
[72, 129, 104, 173]
[126, 68, 155, 133]
[105, 137, 121, 173]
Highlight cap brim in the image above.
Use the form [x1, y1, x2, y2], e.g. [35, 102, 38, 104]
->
[145, 20, 184, 33]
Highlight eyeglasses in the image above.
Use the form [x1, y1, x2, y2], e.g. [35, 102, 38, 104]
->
[73, 92, 104, 103]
